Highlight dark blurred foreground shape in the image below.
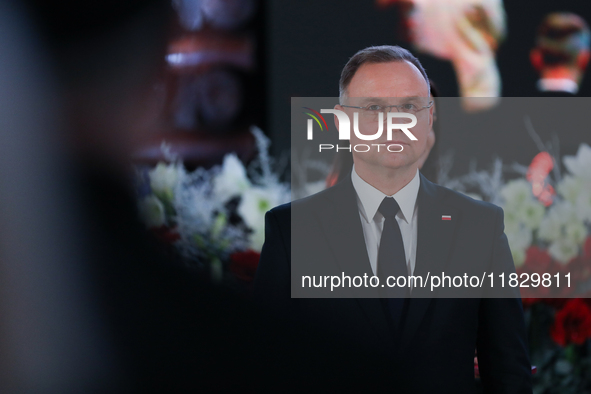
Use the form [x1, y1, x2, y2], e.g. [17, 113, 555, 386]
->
[0, 1, 121, 391]
[0, 0, 402, 391]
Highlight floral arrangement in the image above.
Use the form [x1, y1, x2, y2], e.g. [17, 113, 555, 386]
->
[439, 143, 591, 298]
[499, 144, 591, 300]
[135, 121, 591, 390]
[441, 142, 591, 392]
[136, 126, 290, 285]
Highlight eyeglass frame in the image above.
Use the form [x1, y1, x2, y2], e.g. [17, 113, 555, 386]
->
[340, 100, 434, 115]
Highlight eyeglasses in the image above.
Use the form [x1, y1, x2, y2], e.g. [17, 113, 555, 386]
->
[341, 101, 434, 122]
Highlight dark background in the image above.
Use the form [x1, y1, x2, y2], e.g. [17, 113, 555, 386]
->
[266, 0, 591, 170]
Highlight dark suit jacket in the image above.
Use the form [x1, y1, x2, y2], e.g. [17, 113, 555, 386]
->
[254, 173, 532, 393]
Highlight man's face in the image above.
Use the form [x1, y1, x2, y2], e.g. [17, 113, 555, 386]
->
[336, 60, 432, 174]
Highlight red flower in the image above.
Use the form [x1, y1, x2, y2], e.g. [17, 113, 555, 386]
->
[523, 246, 554, 273]
[550, 298, 591, 346]
[150, 225, 181, 244]
[229, 250, 261, 282]
[526, 152, 555, 206]
[519, 246, 578, 301]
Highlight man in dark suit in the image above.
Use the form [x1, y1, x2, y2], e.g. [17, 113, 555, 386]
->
[255, 45, 532, 393]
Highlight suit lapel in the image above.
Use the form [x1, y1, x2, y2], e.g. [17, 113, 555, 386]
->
[399, 174, 460, 355]
[316, 177, 394, 348]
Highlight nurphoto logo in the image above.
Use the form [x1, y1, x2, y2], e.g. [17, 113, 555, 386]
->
[303, 107, 418, 153]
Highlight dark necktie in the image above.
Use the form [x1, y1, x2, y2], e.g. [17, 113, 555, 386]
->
[377, 197, 408, 334]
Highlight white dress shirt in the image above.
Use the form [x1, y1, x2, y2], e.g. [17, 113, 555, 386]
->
[351, 166, 420, 278]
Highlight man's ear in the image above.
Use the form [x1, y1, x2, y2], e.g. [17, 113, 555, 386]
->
[530, 49, 543, 72]
[577, 50, 590, 71]
[428, 101, 434, 129]
[334, 104, 343, 130]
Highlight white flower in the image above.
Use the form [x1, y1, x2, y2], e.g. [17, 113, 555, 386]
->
[557, 175, 585, 204]
[211, 212, 227, 240]
[149, 162, 182, 202]
[563, 143, 591, 182]
[548, 238, 579, 264]
[138, 195, 165, 228]
[500, 179, 545, 232]
[503, 209, 521, 234]
[505, 226, 532, 268]
[180, 183, 217, 230]
[538, 201, 587, 247]
[499, 179, 533, 207]
[212, 154, 251, 202]
[503, 202, 545, 233]
[517, 199, 546, 231]
[511, 248, 526, 268]
[564, 216, 588, 245]
[238, 184, 290, 251]
[538, 206, 563, 242]
[574, 190, 591, 223]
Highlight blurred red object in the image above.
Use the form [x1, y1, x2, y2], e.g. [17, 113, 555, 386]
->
[551, 298, 591, 346]
[150, 225, 181, 244]
[229, 249, 260, 282]
[523, 246, 554, 273]
[518, 246, 557, 300]
[526, 151, 555, 206]
[326, 170, 339, 188]
[517, 245, 587, 301]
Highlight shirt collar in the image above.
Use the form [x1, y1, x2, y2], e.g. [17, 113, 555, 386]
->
[537, 78, 579, 94]
[351, 165, 420, 224]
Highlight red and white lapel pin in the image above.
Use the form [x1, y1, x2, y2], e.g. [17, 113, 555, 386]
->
[441, 215, 451, 221]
